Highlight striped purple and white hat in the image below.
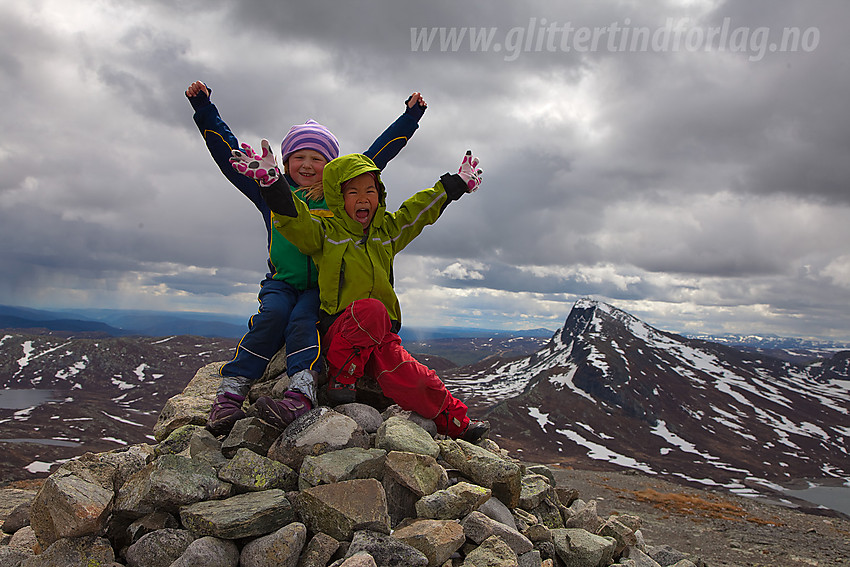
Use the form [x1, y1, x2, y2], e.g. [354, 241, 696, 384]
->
[280, 119, 340, 163]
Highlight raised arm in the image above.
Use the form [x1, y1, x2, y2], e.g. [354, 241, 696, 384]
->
[363, 92, 427, 170]
[386, 151, 482, 253]
[186, 81, 266, 210]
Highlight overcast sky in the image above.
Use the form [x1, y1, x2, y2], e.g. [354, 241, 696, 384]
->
[1, 0, 848, 341]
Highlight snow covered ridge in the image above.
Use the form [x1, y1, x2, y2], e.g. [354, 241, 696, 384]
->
[0, 333, 238, 483]
[442, 298, 850, 501]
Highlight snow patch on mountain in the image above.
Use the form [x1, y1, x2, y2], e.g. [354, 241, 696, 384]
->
[527, 407, 552, 430]
[556, 426, 656, 474]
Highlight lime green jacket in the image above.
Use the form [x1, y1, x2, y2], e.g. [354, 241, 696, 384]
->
[269, 153, 460, 326]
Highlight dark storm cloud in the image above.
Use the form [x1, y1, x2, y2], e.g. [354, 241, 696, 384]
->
[2, 0, 850, 339]
[427, 259, 656, 301]
[151, 268, 259, 296]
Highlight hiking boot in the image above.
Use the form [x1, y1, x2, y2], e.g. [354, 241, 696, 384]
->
[326, 376, 356, 405]
[255, 391, 312, 429]
[461, 420, 490, 444]
[207, 392, 246, 436]
[288, 369, 318, 406]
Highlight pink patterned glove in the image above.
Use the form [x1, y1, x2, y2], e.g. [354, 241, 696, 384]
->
[457, 150, 482, 192]
[230, 139, 281, 187]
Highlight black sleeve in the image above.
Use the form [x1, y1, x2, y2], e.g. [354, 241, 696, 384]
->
[260, 178, 298, 217]
[439, 173, 469, 213]
[441, 173, 468, 201]
[187, 89, 211, 111]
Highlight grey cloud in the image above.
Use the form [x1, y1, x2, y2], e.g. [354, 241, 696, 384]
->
[2, 0, 849, 341]
[151, 268, 258, 296]
[423, 258, 652, 300]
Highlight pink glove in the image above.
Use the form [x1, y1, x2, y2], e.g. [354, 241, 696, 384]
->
[457, 150, 482, 192]
[230, 139, 281, 187]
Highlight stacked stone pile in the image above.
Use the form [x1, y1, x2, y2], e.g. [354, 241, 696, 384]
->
[0, 362, 705, 567]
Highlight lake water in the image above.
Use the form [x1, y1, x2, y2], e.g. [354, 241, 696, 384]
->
[783, 484, 850, 518]
[0, 388, 80, 447]
[0, 438, 80, 447]
[0, 388, 64, 409]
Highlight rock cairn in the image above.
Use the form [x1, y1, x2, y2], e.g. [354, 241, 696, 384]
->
[0, 361, 705, 567]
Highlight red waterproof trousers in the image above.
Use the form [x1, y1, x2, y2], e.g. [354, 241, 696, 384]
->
[324, 298, 470, 438]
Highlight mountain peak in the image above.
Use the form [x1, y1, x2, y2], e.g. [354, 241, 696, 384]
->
[446, 299, 850, 498]
[561, 297, 668, 348]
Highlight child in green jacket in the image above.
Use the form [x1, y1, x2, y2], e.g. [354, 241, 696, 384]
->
[186, 81, 426, 435]
[231, 143, 489, 442]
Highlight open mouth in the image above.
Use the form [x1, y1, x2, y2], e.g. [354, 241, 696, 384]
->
[355, 207, 371, 223]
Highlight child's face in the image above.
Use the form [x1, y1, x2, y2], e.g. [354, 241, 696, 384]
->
[286, 149, 328, 187]
[342, 173, 379, 231]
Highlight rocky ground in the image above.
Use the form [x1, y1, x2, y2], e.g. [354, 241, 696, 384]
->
[5, 463, 846, 567]
[547, 465, 850, 567]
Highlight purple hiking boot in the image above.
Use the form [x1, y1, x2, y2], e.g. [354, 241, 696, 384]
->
[255, 391, 312, 429]
[206, 392, 246, 436]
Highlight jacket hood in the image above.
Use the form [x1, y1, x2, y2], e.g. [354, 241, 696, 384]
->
[322, 154, 387, 232]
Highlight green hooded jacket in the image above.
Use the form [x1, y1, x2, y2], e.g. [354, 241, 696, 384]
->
[269, 153, 455, 326]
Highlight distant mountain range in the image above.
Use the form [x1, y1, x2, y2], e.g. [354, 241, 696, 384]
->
[4, 303, 850, 350]
[0, 304, 245, 339]
[0, 304, 553, 342]
[686, 331, 849, 352]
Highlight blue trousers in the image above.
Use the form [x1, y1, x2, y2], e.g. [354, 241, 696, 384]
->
[219, 279, 322, 393]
